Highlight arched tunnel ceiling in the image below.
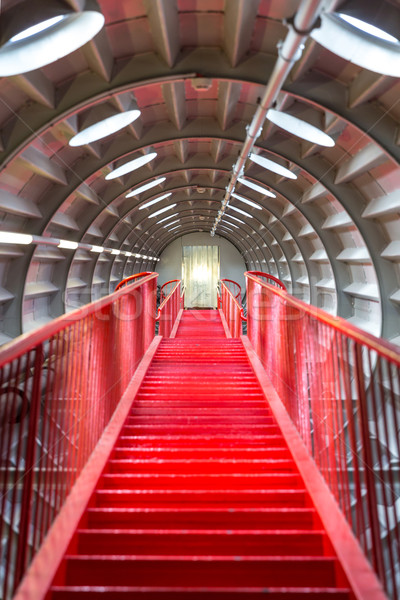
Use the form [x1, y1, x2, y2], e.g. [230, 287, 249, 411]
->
[0, 0, 399, 344]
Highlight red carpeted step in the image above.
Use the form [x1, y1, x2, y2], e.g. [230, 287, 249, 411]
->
[49, 310, 351, 598]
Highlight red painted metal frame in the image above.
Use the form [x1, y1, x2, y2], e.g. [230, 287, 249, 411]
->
[0, 273, 158, 600]
[242, 335, 388, 600]
[156, 279, 182, 338]
[114, 271, 154, 292]
[245, 270, 400, 600]
[160, 279, 180, 302]
[246, 270, 287, 291]
[12, 335, 163, 600]
[218, 279, 245, 338]
[220, 278, 242, 300]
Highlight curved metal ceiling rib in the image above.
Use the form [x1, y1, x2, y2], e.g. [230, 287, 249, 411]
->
[0, 0, 399, 346]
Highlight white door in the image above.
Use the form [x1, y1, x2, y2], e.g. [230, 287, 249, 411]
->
[182, 245, 220, 308]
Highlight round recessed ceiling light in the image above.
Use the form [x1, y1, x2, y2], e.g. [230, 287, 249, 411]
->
[237, 177, 276, 198]
[266, 109, 335, 147]
[10, 15, 66, 42]
[249, 153, 297, 179]
[231, 192, 262, 210]
[126, 177, 166, 198]
[69, 110, 141, 146]
[337, 14, 398, 44]
[105, 152, 157, 180]
[148, 204, 177, 218]
[0, 11, 105, 76]
[310, 12, 400, 78]
[140, 193, 172, 210]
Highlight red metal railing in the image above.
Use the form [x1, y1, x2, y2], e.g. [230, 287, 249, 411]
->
[246, 270, 287, 291]
[0, 273, 157, 600]
[245, 270, 400, 600]
[156, 279, 183, 338]
[114, 272, 154, 292]
[218, 279, 246, 338]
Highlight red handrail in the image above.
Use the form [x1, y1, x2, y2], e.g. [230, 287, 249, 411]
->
[160, 279, 180, 302]
[114, 272, 154, 292]
[246, 270, 286, 291]
[218, 279, 246, 338]
[0, 272, 158, 600]
[245, 270, 400, 599]
[156, 279, 182, 337]
[220, 278, 242, 301]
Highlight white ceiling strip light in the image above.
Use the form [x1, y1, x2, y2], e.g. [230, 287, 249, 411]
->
[0, 231, 159, 261]
[163, 220, 180, 228]
[139, 192, 172, 210]
[249, 153, 297, 179]
[105, 152, 157, 180]
[237, 177, 276, 198]
[126, 177, 166, 198]
[228, 205, 253, 218]
[148, 204, 177, 218]
[231, 192, 262, 210]
[266, 109, 335, 147]
[157, 213, 179, 224]
[69, 110, 141, 147]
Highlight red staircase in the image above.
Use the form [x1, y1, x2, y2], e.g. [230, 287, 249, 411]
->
[48, 309, 351, 598]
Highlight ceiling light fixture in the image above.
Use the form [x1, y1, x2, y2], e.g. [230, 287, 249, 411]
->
[157, 213, 179, 224]
[163, 220, 180, 228]
[266, 109, 335, 146]
[249, 153, 297, 179]
[221, 221, 239, 229]
[168, 225, 181, 231]
[228, 205, 253, 218]
[0, 8, 105, 76]
[105, 152, 157, 180]
[139, 192, 172, 210]
[148, 204, 177, 218]
[237, 177, 276, 198]
[0, 232, 33, 244]
[69, 110, 140, 147]
[11, 15, 66, 42]
[231, 192, 262, 210]
[58, 239, 78, 250]
[126, 177, 166, 198]
[91, 245, 104, 253]
[338, 14, 398, 44]
[310, 11, 400, 77]
[111, 249, 120, 255]
[225, 214, 245, 224]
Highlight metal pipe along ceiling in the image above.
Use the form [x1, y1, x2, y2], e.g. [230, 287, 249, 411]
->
[212, 0, 335, 235]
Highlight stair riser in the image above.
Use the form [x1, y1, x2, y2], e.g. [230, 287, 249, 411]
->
[106, 460, 296, 474]
[100, 474, 302, 489]
[95, 490, 309, 509]
[63, 558, 339, 587]
[116, 436, 288, 448]
[120, 426, 282, 435]
[51, 589, 350, 599]
[76, 531, 326, 556]
[112, 448, 291, 460]
[125, 417, 275, 425]
[85, 509, 317, 530]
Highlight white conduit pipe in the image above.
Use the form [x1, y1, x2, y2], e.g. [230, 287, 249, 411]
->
[211, 0, 333, 236]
